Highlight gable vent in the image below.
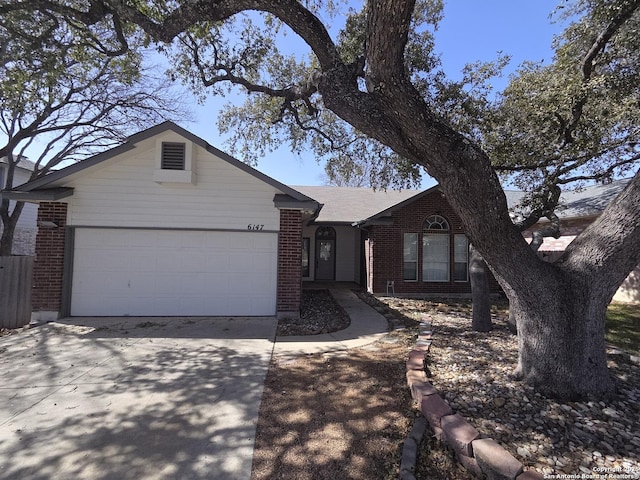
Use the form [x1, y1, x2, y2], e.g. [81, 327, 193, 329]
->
[161, 142, 186, 170]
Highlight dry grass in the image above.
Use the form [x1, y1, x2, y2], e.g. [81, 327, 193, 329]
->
[251, 333, 415, 480]
[251, 291, 483, 479]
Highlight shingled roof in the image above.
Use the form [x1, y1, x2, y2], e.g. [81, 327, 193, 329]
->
[293, 185, 420, 223]
[296, 178, 631, 224]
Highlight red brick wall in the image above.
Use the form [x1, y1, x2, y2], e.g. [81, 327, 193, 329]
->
[277, 209, 303, 316]
[368, 190, 501, 296]
[523, 217, 593, 238]
[33, 202, 68, 313]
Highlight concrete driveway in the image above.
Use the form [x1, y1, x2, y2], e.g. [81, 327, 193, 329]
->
[0, 317, 277, 480]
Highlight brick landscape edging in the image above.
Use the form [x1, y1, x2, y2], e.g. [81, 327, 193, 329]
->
[400, 316, 545, 480]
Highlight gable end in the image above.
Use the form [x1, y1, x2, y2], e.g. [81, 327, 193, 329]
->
[153, 135, 196, 184]
[160, 142, 186, 170]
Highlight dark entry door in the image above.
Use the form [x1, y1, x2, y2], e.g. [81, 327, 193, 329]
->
[315, 227, 336, 281]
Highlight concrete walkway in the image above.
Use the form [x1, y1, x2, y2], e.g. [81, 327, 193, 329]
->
[0, 289, 389, 480]
[272, 289, 389, 358]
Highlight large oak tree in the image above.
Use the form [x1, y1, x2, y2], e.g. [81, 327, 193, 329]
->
[4, 0, 639, 400]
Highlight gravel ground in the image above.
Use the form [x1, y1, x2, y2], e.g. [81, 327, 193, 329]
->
[277, 289, 351, 336]
[380, 297, 640, 477]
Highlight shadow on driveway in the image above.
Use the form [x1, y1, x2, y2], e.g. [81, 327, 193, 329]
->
[0, 317, 277, 480]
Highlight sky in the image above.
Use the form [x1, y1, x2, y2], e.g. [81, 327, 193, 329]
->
[184, 0, 567, 188]
[6, 1, 567, 188]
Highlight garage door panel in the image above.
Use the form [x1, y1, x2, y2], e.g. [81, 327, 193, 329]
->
[71, 229, 278, 316]
[163, 252, 203, 271]
[76, 250, 156, 272]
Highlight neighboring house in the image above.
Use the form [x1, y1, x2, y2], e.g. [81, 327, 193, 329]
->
[0, 157, 38, 255]
[296, 180, 635, 302]
[518, 181, 638, 304]
[3, 122, 637, 321]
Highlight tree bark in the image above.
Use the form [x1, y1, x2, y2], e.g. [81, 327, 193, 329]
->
[510, 277, 614, 400]
[0, 221, 15, 256]
[0, 199, 23, 256]
[469, 245, 492, 332]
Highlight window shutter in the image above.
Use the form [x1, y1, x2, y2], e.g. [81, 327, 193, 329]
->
[161, 142, 186, 170]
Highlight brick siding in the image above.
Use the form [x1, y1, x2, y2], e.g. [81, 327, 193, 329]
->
[32, 202, 67, 313]
[277, 209, 303, 317]
[368, 190, 501, 296]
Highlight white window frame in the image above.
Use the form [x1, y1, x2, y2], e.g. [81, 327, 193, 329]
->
[153, 135, 196, 184]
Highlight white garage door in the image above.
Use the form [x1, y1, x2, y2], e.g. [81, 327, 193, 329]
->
[71, 228, 278, 316]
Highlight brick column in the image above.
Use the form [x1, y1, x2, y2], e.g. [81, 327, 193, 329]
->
[32, 202, 68, 320]
[277, 209, 303, 319]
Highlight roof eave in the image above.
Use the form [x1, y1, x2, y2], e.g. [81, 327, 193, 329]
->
[273, 194, 321, 214]
[1, 187, 74, 202]
[356, 217, 394, 227]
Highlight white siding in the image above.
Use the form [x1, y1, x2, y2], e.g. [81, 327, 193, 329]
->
[65, 133, 281, 231]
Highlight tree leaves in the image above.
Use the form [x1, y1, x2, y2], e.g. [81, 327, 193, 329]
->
[486, 0, 640, 195]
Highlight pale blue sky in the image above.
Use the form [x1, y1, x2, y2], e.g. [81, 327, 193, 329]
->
[7, 1, 566, 188]
[186, 0, 565, 188]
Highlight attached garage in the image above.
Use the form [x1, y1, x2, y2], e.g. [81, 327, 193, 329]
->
[6, 122, 319, 321]
[70, 228, 278, 316]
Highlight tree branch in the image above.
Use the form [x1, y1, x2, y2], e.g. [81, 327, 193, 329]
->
[562, 0, 640, 144]
[581, 0, 640, 80]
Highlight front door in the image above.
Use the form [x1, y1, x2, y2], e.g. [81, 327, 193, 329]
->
[315, 227, 336, 281]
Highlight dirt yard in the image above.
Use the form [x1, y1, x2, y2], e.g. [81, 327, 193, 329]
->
[251, 290, 475, 480]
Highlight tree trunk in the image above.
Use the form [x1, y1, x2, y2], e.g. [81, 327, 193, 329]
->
[510, 275, 615, 400]
[469, 245, 492, 332]
[0, 199, 24, 256]
[0, 224, 15, 256]
[353, 0, 638, 401]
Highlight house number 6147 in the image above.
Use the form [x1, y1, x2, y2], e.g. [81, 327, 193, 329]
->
[247, 224, 264, 231]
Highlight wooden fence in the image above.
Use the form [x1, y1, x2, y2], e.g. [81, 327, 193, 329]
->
[0, 256, 33, 329]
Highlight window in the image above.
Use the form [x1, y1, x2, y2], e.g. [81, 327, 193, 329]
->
[302, 237, 310, 277]
[424, 214, 449, 230]
[403, 233, 418, 281]
[422, 215, 450, 282]
[161, 142, 186, 170]
[453, 234, 469, 282]
[423, 234, 450, 282]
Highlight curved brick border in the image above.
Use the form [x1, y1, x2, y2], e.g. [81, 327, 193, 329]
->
[400, 315, 545, 480]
